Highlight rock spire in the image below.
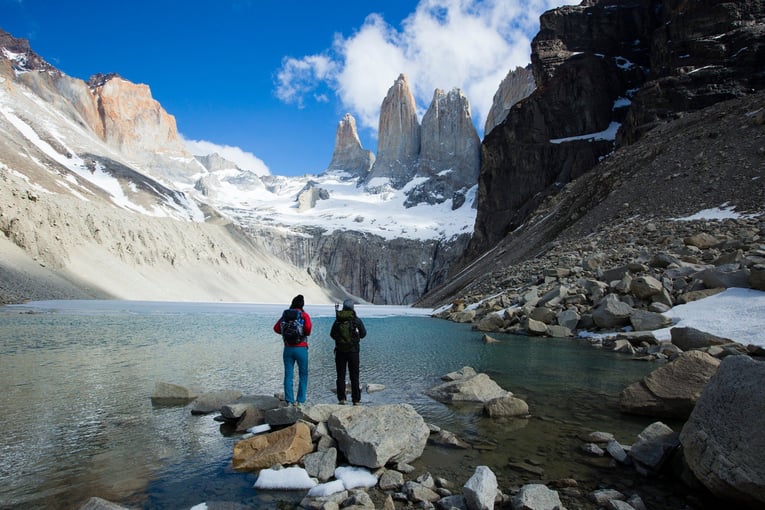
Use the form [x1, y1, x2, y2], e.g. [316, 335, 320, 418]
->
[484, 66, 536, 135]
[367, 74, 421, 187]
[327, 113, 374, 177]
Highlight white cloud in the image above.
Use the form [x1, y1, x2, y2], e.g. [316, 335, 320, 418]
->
[275, 54, 338, 108]
[181, 136, 271, 176]
[274, 0, 578, 137]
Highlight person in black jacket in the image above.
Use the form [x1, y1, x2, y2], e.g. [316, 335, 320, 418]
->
[330, 298, 367, 405]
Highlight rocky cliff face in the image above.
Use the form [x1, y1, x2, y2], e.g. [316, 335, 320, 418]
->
[249, 226, 471, 305]
[465, 0, 765, 262]
[483, 65, 536, 135]
[327, 113, 375, 177]
[87, 73, 201, 185]
[361, 74, 481, 208]
[405, 88, 481, 208]
[367, 74, 421, 187]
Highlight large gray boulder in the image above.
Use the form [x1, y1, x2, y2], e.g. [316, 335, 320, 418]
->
[426, 373, 510, 403]
[619, 351, 720, 419]
[679, 356, 765, 507]
[463, 465, 497, 510]
[592, 294, 634, 329]
[630, 422, 679, 475]
[670, 326, 733, 351]
[327, 404, 429, 468]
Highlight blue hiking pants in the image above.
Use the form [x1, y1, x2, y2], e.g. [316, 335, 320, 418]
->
[283, 346, 308, 404]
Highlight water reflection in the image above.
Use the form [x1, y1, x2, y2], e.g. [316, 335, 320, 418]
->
[0, 301, 663, 508]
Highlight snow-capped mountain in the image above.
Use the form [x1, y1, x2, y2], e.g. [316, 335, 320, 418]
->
[0, 27, 476, 305]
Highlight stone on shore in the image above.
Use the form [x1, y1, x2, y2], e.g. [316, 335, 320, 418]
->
[483, 395, 529, 418]
[426, 373, 510, 403]
[510, 483, 564, 510]
[463, 466, 497, 510]
[232, 421, 313, 471]
[327, 404, 429, 468]
[629, 422, 679, 475]
[619, 350, 720, 419]
[150, 382, 198, 405]
[680, 355, 765, 507]
[592, 294, 634, 329]
[669, 327, 733, 351]
[190, 389, 243, 415]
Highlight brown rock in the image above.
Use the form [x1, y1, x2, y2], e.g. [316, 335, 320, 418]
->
[619, 351, 720, 419]
[232, 421, 313, 471]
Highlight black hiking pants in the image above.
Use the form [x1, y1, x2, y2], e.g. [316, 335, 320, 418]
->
[335, 349, 360, 404]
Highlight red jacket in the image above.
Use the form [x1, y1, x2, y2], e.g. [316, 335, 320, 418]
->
[273, 308, 312, 347]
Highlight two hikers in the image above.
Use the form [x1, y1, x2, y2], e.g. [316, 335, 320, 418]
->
[274, 296, 366, 407]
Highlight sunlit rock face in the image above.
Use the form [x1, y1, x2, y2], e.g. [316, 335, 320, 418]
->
[327, 113, 374, 178]
[367, 73, 421, 188]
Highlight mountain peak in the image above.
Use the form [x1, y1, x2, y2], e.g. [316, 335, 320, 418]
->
[327, 113, 374, 177]
[367, 73, 421, 187]
[0, 28, 56, 74]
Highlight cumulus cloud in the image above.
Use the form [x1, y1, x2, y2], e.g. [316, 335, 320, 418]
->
[182, 136, 271, 176]
[274, 0, 578, 137]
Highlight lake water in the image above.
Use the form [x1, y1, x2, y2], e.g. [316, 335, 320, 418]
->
[0, 300, 681, 509]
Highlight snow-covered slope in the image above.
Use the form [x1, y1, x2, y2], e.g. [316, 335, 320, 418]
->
[193, 163, 477, 241]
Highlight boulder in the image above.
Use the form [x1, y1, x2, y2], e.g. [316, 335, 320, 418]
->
[526, 318, 549, 336]
[426, 373, 510, 403]
[629, 310, 672, 331]
[510, 484, 564, 510]
[670, 327, 733, 351]
[441, 366, 477, 381]
[483, 395, 529, 418]
[327, 404, 429, 468]
[592, 294, 634, 329]
[463, 466, 497, 510]
[150, 382, 197, 405]
[679, 356, 765, 507]
[450, 310, 477, 323]
[302, 447, 337, 482]
[190, 389, 243, 415]
[619, 351, 720, 419]
[232, 421, 313, 471]
[684, 233, 719, 249]
[630, 276, 663, 299]
[696, 268, 751, 289]
[556, 308, 580, 331]
[476, 313, 506, 332]
[629, 422, 679, 475]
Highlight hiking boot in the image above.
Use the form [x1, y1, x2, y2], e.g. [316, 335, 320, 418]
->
[338, 400, 346, 405]
[353, 401, 361, 406]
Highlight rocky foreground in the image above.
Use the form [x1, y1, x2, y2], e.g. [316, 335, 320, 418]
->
[75, 355, 765, 510]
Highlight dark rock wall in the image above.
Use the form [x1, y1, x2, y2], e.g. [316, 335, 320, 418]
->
[463, 0, 764, 263]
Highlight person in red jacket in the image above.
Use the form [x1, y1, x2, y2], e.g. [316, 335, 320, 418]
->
[273, 294, 312, 407]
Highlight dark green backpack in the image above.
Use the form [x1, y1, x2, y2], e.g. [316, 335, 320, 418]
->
[334, 309, 357, 347]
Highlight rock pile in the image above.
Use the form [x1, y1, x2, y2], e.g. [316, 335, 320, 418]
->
[437, 215, 765, 359]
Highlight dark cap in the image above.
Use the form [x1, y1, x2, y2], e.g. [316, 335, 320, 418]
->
[290, 294, 305, 309]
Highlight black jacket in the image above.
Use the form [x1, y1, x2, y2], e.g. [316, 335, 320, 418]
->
[330, 310, 367, 352]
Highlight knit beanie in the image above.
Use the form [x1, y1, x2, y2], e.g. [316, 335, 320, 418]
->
[342, 298, 355, 311]
[291, 294, 305, 309]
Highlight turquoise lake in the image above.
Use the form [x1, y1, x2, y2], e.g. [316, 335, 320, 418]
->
[0, 300, 680, 509]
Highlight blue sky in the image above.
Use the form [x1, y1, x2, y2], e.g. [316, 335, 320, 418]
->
[2, 0, 575, 176]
